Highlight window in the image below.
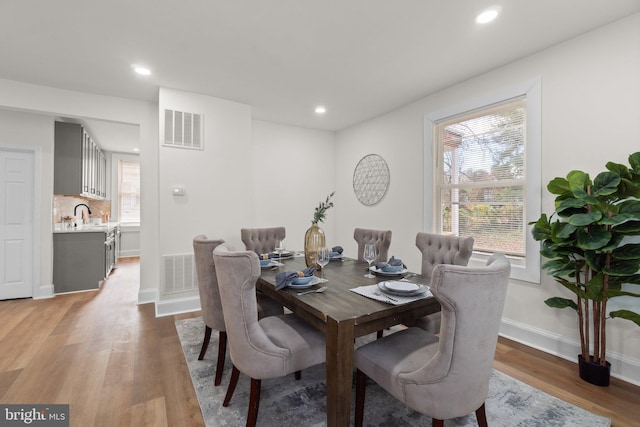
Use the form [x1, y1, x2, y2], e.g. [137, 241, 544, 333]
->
[436, 99, 526, 256]
[425, 79, 541, 283]
[118, 160, 140, 223]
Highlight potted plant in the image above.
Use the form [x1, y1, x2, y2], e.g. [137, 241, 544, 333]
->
[530, 152, 640, 386]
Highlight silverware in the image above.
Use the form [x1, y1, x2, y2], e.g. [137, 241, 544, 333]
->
[297, 286, 328, 296]
[373, 291, 399, 302]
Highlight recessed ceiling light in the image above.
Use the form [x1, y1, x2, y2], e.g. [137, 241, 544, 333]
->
[132, 65, 151, 76]
[476, 6, 501, 24]
[133, 148, 140, 152]
[315, 106, 326, 114]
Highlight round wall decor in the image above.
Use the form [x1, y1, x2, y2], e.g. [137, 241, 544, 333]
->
[352, 154, 390, 206]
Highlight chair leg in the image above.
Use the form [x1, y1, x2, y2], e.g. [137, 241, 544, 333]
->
[432, 419, 444, 427]
[294, 370, 301, 380]
[354, 369, 367, 427]
[246, 378, 261, 427]
[475, 402, 488, 427]
[376, 330, 383, 339]
[223, 365, 240, 407]
[198, 326, 212, 360]
[214, 331, 227, 386]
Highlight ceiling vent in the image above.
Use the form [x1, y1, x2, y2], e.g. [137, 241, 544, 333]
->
[163, 109, 203, 149]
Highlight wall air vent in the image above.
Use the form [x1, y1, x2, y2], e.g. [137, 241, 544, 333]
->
[163, 109, 203, 150]
[162, 253, 196, 295]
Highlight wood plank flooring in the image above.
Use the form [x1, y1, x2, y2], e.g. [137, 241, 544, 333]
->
[0, 257, 638, 426]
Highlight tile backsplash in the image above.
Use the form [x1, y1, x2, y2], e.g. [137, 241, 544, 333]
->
[53, 195, 112, 224]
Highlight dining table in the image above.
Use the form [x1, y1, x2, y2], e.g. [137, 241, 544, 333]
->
[256, 254, 441, 427]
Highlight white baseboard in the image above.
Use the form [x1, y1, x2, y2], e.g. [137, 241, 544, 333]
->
[137, 288, 158, 305]
[155, 295, 201, 317]
[119, 249, 140, 258]
[500, 318, 640, 387]
[33, 283, 54, 299]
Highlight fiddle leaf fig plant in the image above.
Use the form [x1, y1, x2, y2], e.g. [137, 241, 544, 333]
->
[530, 152, 640, 367]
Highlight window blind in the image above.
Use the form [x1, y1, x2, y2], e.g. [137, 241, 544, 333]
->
[436, 98, 526, 256]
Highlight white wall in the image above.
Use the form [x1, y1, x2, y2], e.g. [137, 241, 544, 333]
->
[335, 13, 640, 384]
[0, 108, 54, 297]
[158, 88, 255, 255]
[154, 91, 336, 313]
[335, 106, 424, 262]
[119, 226, 140, 258]
[252, 120, 336, 249]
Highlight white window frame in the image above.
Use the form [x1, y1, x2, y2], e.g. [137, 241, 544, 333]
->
[110, 152, 141, 225]
[424, 78, 541, 283]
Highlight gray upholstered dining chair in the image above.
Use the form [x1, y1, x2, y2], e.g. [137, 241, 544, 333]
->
[353, 228, 392, 262]
[240, 226, 286, 254]
[193, 235, 227, 386]
[354, 253, 511, 427]
[412, 232, 474, 333]
[212, 244, 326, 427]
[192, 235, 282, 387]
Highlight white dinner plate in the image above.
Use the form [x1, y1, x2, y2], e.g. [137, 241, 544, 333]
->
[384, 281, 421, 292]
[377, 281, 429, 297]
[370, 266, 408, 276]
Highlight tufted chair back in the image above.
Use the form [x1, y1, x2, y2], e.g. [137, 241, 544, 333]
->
[353, 228, 392, 262]
[400, 254, 510, 418]
[213, 244, 326, 379]
[193, 235, 226, 332]
[354, 254, 511, 425]
[241, 227, 286, 254]
[415, 232, 474, 280]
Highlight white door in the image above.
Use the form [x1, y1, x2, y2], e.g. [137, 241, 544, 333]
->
[0, 149, 34, 299]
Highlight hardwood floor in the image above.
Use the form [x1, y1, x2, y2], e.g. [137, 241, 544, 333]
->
[1, 257, 638, 426]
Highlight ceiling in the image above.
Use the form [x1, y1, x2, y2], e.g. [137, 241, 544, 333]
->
[2, 1, 640, 152]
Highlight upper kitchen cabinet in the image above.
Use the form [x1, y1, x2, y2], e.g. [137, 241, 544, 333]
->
[54, 121, 107, 199]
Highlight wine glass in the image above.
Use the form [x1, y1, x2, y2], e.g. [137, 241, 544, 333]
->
[316, 247, 330, 279]
[363, 244, 377, 278]
[275, 239, 286, 266]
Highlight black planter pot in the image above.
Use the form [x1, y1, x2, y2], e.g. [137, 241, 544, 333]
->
[578, 355, 611, 386]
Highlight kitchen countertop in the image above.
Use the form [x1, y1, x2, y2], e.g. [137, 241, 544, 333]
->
[53, 222, 120, 233]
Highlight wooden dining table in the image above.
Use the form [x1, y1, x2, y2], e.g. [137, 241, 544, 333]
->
[256, 254, 441, 427]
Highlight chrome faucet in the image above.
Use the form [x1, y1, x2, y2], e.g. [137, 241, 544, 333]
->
[74, 203, 92, 217]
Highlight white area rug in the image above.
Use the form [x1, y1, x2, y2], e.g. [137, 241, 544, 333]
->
[176, 317, 611, 427]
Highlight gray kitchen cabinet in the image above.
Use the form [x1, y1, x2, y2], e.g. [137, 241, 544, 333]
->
[53, 232, 106, 293]
[54, 121, 106, 199]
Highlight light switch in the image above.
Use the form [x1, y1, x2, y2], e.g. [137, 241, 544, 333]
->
[172, 187, 185, 196]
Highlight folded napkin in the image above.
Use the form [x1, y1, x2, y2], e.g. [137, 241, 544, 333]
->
[375, 256, 405, 269]
[275, 266, 316, 290]
[257, 251, 288, 259]
[331, 246, 344, 254]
